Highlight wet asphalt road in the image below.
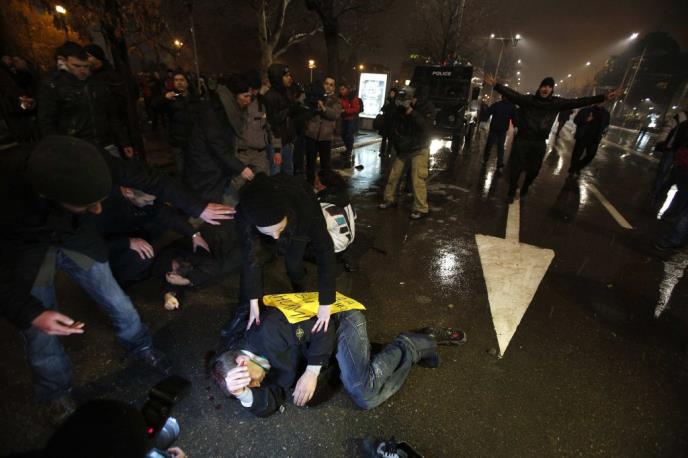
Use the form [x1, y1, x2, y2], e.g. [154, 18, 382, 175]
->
[1, 125, 687, 457]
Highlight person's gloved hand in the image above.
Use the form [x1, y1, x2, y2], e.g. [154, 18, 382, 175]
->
[293, 369, 318, 406]
[311, 304, 331, 333]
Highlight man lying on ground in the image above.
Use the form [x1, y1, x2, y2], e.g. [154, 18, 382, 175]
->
[211, 305, 466, 417]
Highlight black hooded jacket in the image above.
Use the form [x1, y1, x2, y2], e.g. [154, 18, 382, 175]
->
[236, 175, 336, 306]
[263, 64, 295, 147]
[495, 83, 605, 141]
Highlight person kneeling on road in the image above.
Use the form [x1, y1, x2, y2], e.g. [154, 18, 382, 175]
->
[212, 306, 466, 416]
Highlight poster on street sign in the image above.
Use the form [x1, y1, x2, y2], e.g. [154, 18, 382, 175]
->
[358, 72, 388, 119]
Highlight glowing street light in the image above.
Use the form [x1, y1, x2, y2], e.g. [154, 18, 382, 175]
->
[516, 71, 520, 75]
[55, 4, 67, 14]
[490, 33, 495, 39]
[567, 73, 572, 78]
[358, 64, 364, 71]
[308, 59, 316, 82]
[586, 61, 591, 66]
[173, 39, 184, 48]
[517, 59, 522, 64]
[559, 79, 564, 83]
[514, 33, 522, 40]
[630, 32, 639, 40]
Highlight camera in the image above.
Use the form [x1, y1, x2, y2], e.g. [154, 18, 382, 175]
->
[395, 86, 415, 109]
[304, 80, 327, 110]
[143, 375, 191, 458]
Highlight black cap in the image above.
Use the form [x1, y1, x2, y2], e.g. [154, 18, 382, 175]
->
[84, 44, 107, 63]
[238, 174, 288, 227]
[227, 73, 250, 95]
[27, 136, 112, 206]
[539, 77, 555, 88]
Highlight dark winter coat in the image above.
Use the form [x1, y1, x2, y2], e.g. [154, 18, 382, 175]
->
[390, 92, 436, 158]
[241, 306, 337, 417]
[495, 83, 605, 141]
[264, 64, 295, 148]
[37, 71, 129, 148]
[486, 99, 516, 132]
[237, 175, 336, 306]
[573, 105, 610, 143]
[165, 93, 201, 149]
[0, 144, 205, 330]
[96, 188, 195, 254]
[184, 94, 245, 203]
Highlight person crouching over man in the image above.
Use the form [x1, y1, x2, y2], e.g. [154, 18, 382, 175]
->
[211, 306, 467, 416]
[219, 173, 336, 348]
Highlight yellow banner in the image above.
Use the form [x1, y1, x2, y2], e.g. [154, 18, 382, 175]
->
[263, 292, 366, 324]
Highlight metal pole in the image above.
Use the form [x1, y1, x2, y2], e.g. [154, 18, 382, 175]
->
[310, 67, 313, 82]
[616, 43, 647, 125]
[187, 2, 201, 94]
[489, 39, 505, 100]
[625, 43, 648, 102]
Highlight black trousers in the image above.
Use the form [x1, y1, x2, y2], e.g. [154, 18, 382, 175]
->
[483, 130, 507, 165]
[508, 137, 547, 196]
[293, 133, 307, 176]
[306, 137, 332, 184]
[569, 139, 600, 173]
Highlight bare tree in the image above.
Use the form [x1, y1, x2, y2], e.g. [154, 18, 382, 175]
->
[305, 0, 393, 81]
[245, 0, 322, 70]
[411, 0, 498, 66]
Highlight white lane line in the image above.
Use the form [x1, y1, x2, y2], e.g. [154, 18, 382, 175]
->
[601, 139, 658, 163]
[586, 182, 633, 230]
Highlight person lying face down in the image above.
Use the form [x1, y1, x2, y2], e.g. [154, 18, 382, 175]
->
[212, 306, 467, 417]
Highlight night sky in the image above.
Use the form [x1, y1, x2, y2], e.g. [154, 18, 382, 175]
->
[374, 0, 688, 90]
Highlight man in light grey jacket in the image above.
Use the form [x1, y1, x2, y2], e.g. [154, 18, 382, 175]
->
[305, 77, 341, 185]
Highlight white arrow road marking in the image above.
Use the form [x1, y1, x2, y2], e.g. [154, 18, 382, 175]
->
[586, 183, 633, 230]
[475, 199, 555, 356]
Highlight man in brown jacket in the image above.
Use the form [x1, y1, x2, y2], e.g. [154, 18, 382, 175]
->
[305, 77, 341, 185]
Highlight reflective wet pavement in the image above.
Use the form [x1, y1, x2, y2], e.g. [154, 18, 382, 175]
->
[1, 127, 687, 457]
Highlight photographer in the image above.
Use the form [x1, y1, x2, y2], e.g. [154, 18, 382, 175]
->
[163, 72, 200, 176]
[378, 86, 435, 220]
[304, 77, 341, 185]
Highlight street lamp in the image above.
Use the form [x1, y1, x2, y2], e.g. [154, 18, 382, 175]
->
[490, 33, 495, 39]
[516, 71, 520, 75]
[358, 64, 365, 71]
[174, 39, 184, 48]
[308, 59, 316, 82]
[517, 59, 522, 64]
[55, 5, 68, 40]
[514, 33, 521, 40]
[630, 32, 639, 40]
[489, 33, 522, 99]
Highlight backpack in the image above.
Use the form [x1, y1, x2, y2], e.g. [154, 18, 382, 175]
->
[320, 202, 356, 253]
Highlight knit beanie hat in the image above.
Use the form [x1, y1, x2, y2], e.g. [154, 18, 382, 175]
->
[238, 173, 288, 227]
[84, 43, 107, 63]
[227, 73, 250, 95]
[539, 77, 555, 88]
[27, 136, 112, 206]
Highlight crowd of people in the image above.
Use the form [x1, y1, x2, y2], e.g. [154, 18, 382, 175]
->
[2, 36, 687, 456]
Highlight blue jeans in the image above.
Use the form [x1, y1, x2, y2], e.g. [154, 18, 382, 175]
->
[334, 311, 433, 410]
[270, 143, 294, 176]
[22, 250, 152, 401]
[341, 119, 357, 154]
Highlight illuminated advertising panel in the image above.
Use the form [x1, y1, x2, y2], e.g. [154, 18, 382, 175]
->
[358, 72, 388, 119]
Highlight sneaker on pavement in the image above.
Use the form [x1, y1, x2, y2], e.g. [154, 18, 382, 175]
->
[409, 211, 427, 220]
[45, 395, 77, 427]
[415, 326, 467, 346]
[378, 201, 397, 210]
[133, 347, 172, 375]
